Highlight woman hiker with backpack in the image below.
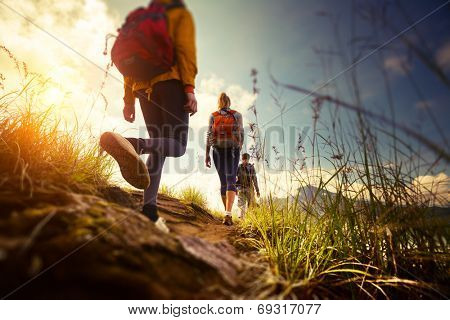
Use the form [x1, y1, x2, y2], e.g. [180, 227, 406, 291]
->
[99, 0, 197, 233]
[205, 93, 244, 226]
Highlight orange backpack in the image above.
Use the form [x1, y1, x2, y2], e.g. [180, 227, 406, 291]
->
[212, 109, 240, 145]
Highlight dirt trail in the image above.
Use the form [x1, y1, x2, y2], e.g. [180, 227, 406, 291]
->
[157, 194, 236, 243]
[121, 189, 241, 245]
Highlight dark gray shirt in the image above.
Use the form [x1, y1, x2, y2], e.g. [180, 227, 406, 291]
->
[236, 163, 259, 193]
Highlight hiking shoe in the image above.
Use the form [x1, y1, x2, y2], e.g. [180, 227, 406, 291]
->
[155, 217, 170, 234]
[223, 215, 233, 226]
[100, 132, 150, 189]
[142, 203, 159, 222]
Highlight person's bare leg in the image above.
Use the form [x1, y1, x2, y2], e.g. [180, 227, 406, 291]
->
[226, 190, 236, 212]
[221, 195, 226, 209]
[222, 191, 235, 226]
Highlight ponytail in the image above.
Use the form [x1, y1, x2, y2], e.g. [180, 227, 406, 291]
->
[217, 92, 231, 109]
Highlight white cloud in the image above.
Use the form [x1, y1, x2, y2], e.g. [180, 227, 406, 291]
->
[0, 0, 124, 129]
[412, 172, 449, 207]
[436, 41, 450, 71]
[415, 100, 433, 110]
[198, 75, 225, 95]
[192, 74, 256, 130]
[384, 55, 411, 75]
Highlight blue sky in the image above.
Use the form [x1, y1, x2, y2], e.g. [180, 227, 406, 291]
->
[175, 0, 450, 171]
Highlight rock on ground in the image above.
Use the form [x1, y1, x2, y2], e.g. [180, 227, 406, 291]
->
[0, 188, 259, 299]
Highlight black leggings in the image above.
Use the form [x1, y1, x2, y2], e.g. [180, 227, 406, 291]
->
[212, 147, 240, 195]
[134, 80, 189, 206]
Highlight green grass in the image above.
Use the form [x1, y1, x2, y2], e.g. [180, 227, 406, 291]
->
[161, 185, 210, 211]
[179, 186, 208, 209]
[238, 121, 449, 299]
[240, 193, 449, 299]
[159, 184, 178, 198]
[210, 209, 224, 219]
[0, 88, 113, 197]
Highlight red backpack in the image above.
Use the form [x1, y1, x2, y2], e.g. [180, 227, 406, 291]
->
[111, 1, 183, 81]
[212, 109, 241, 146]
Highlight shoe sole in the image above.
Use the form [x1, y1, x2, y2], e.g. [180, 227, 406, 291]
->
[100, 132, 150, 189]
[223, 218, 233, 226]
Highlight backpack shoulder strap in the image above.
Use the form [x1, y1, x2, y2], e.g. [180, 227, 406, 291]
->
[228, 110, 241, 143]
[226, 109, 238, 122]
[164, 0, 185, 11]
[148, 0, 184, 12]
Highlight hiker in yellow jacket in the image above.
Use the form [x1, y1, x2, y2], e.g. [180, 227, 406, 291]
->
[100, 0, 197, 233]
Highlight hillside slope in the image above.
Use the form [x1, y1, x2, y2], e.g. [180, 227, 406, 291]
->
[0, 188, 260, 299]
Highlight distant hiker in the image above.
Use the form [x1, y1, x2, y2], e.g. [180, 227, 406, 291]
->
[100, 0, 197, 233]
[236, 153, 260, 219]
[205, 93, 244, 226]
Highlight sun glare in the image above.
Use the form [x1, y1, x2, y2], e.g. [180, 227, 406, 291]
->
[41, 86, 66, 106]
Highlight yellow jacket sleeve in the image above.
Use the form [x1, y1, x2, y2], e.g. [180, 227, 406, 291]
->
[123, 76, 135, 106]
[173, 10, 197, 87]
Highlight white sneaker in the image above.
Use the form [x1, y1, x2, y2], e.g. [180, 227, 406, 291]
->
[155, 217, 170, 234]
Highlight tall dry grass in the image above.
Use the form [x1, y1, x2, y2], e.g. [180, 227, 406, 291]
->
[0, 46, 113, 198]
[239, 152, 449, 298]
[179, 186, 209, 209]
[239, 8, 449, 298]
[0, 104, 113, 196]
